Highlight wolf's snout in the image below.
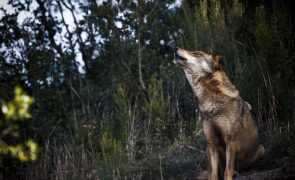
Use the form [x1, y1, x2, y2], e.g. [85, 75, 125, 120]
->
[174, 47, 187, 62]
[174, 52, 186, 62]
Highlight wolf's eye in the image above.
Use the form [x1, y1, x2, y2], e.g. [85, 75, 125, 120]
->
[192, 51, 203, 56]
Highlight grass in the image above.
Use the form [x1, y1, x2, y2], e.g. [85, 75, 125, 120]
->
[18, 118, 294, 179]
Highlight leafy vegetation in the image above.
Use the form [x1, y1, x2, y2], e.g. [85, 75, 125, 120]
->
[0, 87, 39, 163]
[0, 0, 294, 179]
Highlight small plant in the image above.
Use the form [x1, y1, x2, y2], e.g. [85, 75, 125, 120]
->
[0, 87, 39, 162]
[99, 131, 128, 178]
[143, 77, 171, 140]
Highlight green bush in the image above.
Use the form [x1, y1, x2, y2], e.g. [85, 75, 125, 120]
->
[0, 87, 39, 162]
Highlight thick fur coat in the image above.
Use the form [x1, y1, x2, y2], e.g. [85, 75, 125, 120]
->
[175, 48, 265, 180]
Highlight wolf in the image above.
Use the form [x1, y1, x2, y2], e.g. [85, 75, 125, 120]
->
[175, 48, 265, 180]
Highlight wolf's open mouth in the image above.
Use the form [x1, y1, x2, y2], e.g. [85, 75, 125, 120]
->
[174, 53, 186, 61]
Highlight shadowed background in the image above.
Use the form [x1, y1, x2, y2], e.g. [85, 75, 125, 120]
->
[0, 0, 294, 179]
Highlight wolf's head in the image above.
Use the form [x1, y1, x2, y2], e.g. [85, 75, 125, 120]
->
[175, 48, 223, 79]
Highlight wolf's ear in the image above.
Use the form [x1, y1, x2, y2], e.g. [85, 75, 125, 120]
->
[212, 55, 224, 71]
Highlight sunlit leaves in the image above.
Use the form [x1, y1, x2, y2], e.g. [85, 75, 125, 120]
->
[1, 86, 34, 120]
[1, 139, 38, 162]
[0, 86, 39, 162]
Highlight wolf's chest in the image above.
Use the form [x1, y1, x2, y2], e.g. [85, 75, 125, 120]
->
[193, 85, 221, 115]
[198, 100, 219, 115]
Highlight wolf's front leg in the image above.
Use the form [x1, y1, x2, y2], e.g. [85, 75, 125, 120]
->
[208, 144, 219, 180]
[224, 141, 237, 180]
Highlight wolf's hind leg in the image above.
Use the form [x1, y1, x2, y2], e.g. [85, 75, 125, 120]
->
[238, 144, 265, 169]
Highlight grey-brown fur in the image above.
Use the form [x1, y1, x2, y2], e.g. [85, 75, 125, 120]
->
[175, 48, 265, 180]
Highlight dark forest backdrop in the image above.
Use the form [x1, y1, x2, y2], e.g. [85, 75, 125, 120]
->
[0, 0, 295, 179]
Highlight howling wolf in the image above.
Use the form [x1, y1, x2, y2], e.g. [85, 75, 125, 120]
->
[175, 48, 265, 180]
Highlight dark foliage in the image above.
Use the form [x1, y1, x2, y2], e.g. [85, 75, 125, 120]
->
[0, 0, 294, 179]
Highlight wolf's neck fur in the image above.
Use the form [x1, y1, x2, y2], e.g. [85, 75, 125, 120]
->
[184, 70, 239, 114]
[184, 70, 204, 97]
